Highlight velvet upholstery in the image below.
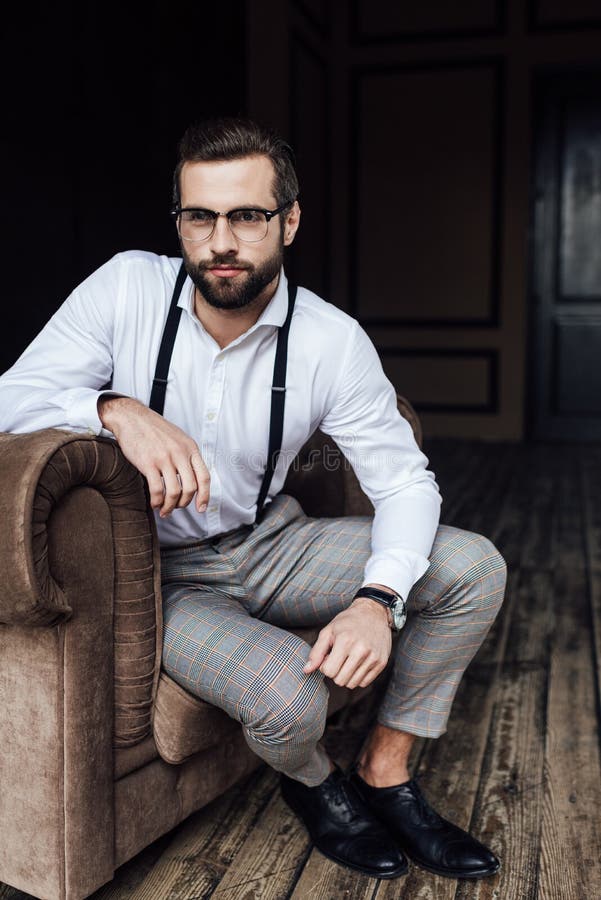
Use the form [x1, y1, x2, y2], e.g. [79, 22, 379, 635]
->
[0, 395, 421, 899]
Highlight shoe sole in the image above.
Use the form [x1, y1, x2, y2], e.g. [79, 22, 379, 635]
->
[281, 791, 408, 880]
[313, 845, 408, 880]
[405, 854, 501, 880]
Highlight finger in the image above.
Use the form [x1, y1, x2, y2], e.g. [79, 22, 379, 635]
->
[303, 627, 333, 673]
[319, 638, 352, 680]
[346, 657, 381, 690]
[173, 461, 197, 509]
[358, 661, 385, 689]
[145, 467, 166, 510]
[160, 467, 183, 517]
[190, 451, 211, 511]
[331, 649, 372, 687]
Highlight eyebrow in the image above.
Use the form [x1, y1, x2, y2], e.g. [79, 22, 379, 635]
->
[181, 203, 269, 211]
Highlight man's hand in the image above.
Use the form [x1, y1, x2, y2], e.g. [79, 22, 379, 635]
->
[98, 396, 210, 518]
[303, 597, 392, 689]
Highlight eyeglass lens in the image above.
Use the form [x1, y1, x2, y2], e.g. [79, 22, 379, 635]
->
[178, 209, 269, 242]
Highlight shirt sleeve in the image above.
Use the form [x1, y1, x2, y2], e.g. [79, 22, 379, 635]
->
[319, 321, 442, 601]
[0, 255, 124, 436]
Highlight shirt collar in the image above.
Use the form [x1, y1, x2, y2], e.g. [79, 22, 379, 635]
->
[178, 266, 289, 331]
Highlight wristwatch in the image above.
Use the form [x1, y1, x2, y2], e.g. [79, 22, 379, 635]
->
[352, 586, 407, 631]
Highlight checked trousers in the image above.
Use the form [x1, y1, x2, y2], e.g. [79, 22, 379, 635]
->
[161, 494, 507, 787]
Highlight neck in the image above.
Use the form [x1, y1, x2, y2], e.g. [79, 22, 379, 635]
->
[193, 273, 280, 349]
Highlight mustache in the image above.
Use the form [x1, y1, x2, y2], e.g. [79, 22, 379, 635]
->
[196, 256, 252, 270]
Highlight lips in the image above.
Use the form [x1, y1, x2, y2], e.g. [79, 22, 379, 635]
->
[209, 266, 246, 278]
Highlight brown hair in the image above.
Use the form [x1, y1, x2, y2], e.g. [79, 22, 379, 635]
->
[172, 116, 299, 208]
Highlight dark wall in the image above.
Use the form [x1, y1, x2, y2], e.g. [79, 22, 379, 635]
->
[0, 1, 246, 373]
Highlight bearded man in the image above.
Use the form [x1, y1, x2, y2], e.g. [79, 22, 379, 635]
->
[0, 117, 506, 882]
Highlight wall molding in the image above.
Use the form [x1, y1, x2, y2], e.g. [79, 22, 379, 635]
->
[350, 58, 505, 329]
[376, 347, 500, 413]
[527, 0, 601, 33]
[350, 0, 506, 45]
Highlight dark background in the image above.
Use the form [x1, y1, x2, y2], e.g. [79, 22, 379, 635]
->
[0, 1, 247, 372]
[3, 0, 601, 442]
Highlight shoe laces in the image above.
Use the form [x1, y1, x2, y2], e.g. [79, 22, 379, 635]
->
[408, 779, 444, 827]
[325, 770, 366, 823]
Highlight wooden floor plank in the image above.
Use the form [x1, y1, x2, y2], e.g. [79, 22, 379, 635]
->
[581, 449, 601, 571]
[98, 769, 278, 900]
[206, 789, 309, 899]
[538, 567, 601, 900]
[376, 565, 517, 900]
[454, 562, 558, 900]
[289, 856, 377, 900]
[455, 662, 546, 900]
[0, 886, 35, 899]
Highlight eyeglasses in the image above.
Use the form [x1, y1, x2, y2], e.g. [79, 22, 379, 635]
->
[171, 200, 295, 243]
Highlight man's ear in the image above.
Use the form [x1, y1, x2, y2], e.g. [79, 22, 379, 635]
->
[283, 201, 301, 247]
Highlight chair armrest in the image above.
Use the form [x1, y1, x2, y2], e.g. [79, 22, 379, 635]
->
[0, 428, 157, 625]
[0, 428, 162, 747]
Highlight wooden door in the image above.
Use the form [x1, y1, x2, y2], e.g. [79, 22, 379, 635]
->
[530, 70, 601, 440]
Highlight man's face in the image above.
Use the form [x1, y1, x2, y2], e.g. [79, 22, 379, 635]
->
[178, 155, 300, 310]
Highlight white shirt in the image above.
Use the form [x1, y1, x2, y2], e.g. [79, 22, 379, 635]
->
[0, 250, 441, 600]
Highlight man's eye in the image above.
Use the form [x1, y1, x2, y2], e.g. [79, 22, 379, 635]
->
[231, 210, 264, 224]
[185, 210, 212, 223]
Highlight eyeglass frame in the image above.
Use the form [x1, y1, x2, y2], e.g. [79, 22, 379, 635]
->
[170, 199, 296, 243]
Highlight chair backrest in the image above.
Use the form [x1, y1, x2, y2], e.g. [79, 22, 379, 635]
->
[282, 394, 422, 518]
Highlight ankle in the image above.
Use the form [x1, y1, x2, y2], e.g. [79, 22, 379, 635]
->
[357, 759, 410, 788]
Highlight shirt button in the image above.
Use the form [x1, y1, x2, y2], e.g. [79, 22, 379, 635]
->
[206, 412, 216, 421]
[208, 505, 218, 513]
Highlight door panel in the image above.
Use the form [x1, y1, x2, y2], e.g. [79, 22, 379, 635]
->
[530, 72, 601, 440]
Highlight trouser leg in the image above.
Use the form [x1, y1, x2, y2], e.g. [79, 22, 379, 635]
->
[376, 525, 507, 737]
[243, 501, 507, 740]
[161, 583, 331, 785]
[159, 495, 506, 787]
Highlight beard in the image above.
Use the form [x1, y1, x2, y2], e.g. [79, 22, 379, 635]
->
[182, 242, 284, 311]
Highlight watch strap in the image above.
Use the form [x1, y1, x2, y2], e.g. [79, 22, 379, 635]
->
[352, 586, 400, 608]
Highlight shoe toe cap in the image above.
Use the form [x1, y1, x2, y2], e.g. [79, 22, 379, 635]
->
[444, 838, 500, 874]
[323, 834, 407, 877]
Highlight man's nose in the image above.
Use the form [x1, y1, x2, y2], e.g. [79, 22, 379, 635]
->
[208, 215, 239, 254]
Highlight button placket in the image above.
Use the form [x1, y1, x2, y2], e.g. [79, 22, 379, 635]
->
[202, 352, 226, 527]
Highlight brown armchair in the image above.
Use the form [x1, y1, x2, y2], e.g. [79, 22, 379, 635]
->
[0, 395, 422, 900]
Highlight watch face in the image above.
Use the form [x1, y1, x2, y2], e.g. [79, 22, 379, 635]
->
[391, 600, 407, 630]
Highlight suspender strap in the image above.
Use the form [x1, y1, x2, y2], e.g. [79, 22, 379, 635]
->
[255, 281, 297, 525]
[148, 261, 187, 415]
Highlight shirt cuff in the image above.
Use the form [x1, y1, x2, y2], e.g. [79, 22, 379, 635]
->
[64, 388, 124, 436]
[363, 551, 431, 603]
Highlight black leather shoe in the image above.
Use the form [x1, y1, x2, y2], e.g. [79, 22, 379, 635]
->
[281, 766, 408, 879]
[350, 771, 500, 879]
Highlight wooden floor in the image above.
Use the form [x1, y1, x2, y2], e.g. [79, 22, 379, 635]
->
[3, 438, 601, 900]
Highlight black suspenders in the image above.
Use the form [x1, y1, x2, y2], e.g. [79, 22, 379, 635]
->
[148, 263, 187, 414]
[255, 279, 296, 523]
[149, 261, 297, 526]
